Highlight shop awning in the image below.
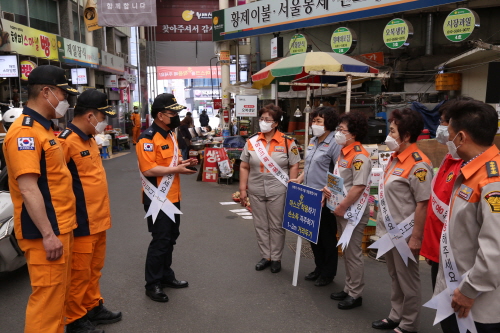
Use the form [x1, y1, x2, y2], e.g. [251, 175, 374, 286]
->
[436, 47, 500, 69]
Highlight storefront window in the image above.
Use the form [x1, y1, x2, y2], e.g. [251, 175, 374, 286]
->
[1, 0, 28, 25]
[28, 0, 58, 34]
[72, 11, 85, 43]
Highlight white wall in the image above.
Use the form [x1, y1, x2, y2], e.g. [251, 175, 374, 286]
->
[461, 64, 488, 101]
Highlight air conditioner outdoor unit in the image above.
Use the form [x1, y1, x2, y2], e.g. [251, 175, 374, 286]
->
[2, 11, 15, 21]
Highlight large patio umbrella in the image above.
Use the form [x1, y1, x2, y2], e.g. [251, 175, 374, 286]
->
[251, 52, 379, 91]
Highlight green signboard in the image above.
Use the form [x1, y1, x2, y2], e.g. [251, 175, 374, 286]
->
[289, 34, 307, 55]
[443, 8, 479, 42]
[331, 27, 357, 54]
[383, 18, 413, 49]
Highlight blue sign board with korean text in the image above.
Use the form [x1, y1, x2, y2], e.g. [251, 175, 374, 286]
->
[283, 183, 322, 244]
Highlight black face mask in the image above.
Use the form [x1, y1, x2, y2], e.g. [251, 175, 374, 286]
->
[167, 114, 180, 130]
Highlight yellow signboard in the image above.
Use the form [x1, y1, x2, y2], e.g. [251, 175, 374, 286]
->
[0, 19, 58, 60]
[20, 60, 37, 81]
[84, 0, 101, 32]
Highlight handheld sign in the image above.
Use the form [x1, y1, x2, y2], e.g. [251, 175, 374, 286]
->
[283, 183, 322, 244]
[326, 172, 344, 211]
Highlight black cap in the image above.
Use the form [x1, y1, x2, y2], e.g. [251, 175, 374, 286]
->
[76, 89, 117, 118]
[28, 65, 79, 96]
[151, 93, 186, 112]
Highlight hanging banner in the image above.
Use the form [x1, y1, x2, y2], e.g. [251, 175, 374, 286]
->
[203, 148, 221, 182]
[0, 55, 18, 78]
[235, 95, 257, 117]
[157, 66, 221, 80]
[443, 8, 479, 42]
[289, 34, 307, 55]
[20, 60, 37, 81]
[383, 18, 414, 49]
[0, 19, 58, 60]
[57, 37, 99, 68]
[97, 0, 157, 27]
[331, 27, 357, 55]
[84, 0, 101, 31]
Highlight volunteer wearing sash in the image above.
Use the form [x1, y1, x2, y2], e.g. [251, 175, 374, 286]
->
[372, 109, 432, 333]
[433, 99, 500, 332]
[136, 93, 198, 303]
[239, 104, 300, 273]
[324, 110, 371, 310]
[289, 107, 341, 286]
[421, 99, 464, 291]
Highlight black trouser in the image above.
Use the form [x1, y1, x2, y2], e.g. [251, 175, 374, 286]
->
[441, 314, 500, 333]
[309, 206, 338, 278]
[430, 260, 439, 291]
[144, 202, 181, 290]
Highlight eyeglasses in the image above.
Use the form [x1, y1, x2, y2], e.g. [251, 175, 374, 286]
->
[336, 126, 349, 134]
[259, 118, 275, 123]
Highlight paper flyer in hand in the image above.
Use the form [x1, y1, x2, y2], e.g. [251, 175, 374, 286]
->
[326, 172, 345, 211]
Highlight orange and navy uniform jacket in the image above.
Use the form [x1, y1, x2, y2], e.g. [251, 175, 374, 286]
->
[136, 122, 182, 205]
[421, 154, 461, 263]
[2, 107, 76, 239]
[57, 122, 111, 237]
[131, 113, 141, 127]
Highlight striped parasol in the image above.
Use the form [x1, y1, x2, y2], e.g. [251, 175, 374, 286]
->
[252, 52, 379, 90]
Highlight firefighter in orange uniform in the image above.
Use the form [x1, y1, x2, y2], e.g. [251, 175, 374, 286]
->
[58, 89, 122, 333]
[131, 106, 141, 144]
[3, 65, 79, 333]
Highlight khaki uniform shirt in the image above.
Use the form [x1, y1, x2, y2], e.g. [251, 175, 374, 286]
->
[376, 143, 433, 237]
[338, 142, 372, 190]
[434, 145, 500, 324]
[240, 130, 300, 197]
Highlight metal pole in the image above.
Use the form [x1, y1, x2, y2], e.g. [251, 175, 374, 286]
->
[77, 0, 82, 42]
[274, 82, 278, 106]
[346, 75, 352, 113]
[304, 85, 310, 151]
[136, 27, 142, 113]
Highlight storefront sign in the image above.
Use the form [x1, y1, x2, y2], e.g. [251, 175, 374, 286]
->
[0, 19, 58, 60]
[212, 0, 462, 41]
[57, 37, 99, 68]
[104, 75, 118, 88]
[71, 68, 88, 85]
[0, 55, 18, 78]
[271, 36, 283, 59]
[98, 0, 157, 27]
[157, 66, 221, 80]
[235, 95, 257, 117]
[100, 51, 125, 74]
[20, 60, 36, 81]
[331, 27, 357, 54]
[443, 8, 479, 42]
[219, 50, 230, 64]
[283, 183, 322, 244]
[383, 18, 413, 49]
[289, 34, 307, 55]
[84, 0, 101, 31]
[203, 147, 222, 182]
[360, 52, 385, 66]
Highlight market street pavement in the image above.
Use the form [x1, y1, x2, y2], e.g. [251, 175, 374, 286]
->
[0, 149, 442, 333]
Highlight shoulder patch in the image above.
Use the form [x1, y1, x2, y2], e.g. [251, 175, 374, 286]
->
[282, 134, 293, 141]
[248, 133, 258, 139]
[291, 146, 299, 155]
[143, 143, 154, 152]
[414, 168, 428, 182]
[486, 161, 499, 178]
[412, 152, 422, 161]
[458, 184, 473, 201]
[353, 159, 364, 171]
[17, 137, 35, 150]
[484, 191, 500, 213]
[58, 129, 73, 139]
[22, 116, 33, 127]
[143, 128, 155, 140]
[354, 145, 362, 152]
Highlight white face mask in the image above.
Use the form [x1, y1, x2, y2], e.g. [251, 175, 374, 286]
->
[385, 135, 400, 151]
[335, 131, 347, 145]
[259, 121, 274, 133]
[91, 114, 107, 134]
[446, 133, 462, 159]
[48, 89, 70, 118]
[435, 125, 449, 145]
[311, 125, 325, 137]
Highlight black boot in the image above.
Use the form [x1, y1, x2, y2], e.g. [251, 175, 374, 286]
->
[66, 315, 104, 333]
[87, 300, 122, 325]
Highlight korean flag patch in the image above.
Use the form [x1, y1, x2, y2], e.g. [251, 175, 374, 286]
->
[143, 143, 154, 152]
[18, 137, 35, 151]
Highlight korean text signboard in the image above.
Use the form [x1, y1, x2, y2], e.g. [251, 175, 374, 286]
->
[383, 18, 413, 49]
[157, 66, 221, 80]
[57, 37, 99, 69]
[331, 27, 357, 54]
[98, 0, 157, 27]
[283, 183, 322, 244]
[100, 51, 125, 74]
[203, 148, 221, 182]
[0, 19, 58, 60]
[20, 60, 36, 81]
[235, 95, 257, 117]
[212, 0, 462, 41]
[289, 34, 307, 55]
[0, 55, 18, 78]
[443, 8, 479, 42]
